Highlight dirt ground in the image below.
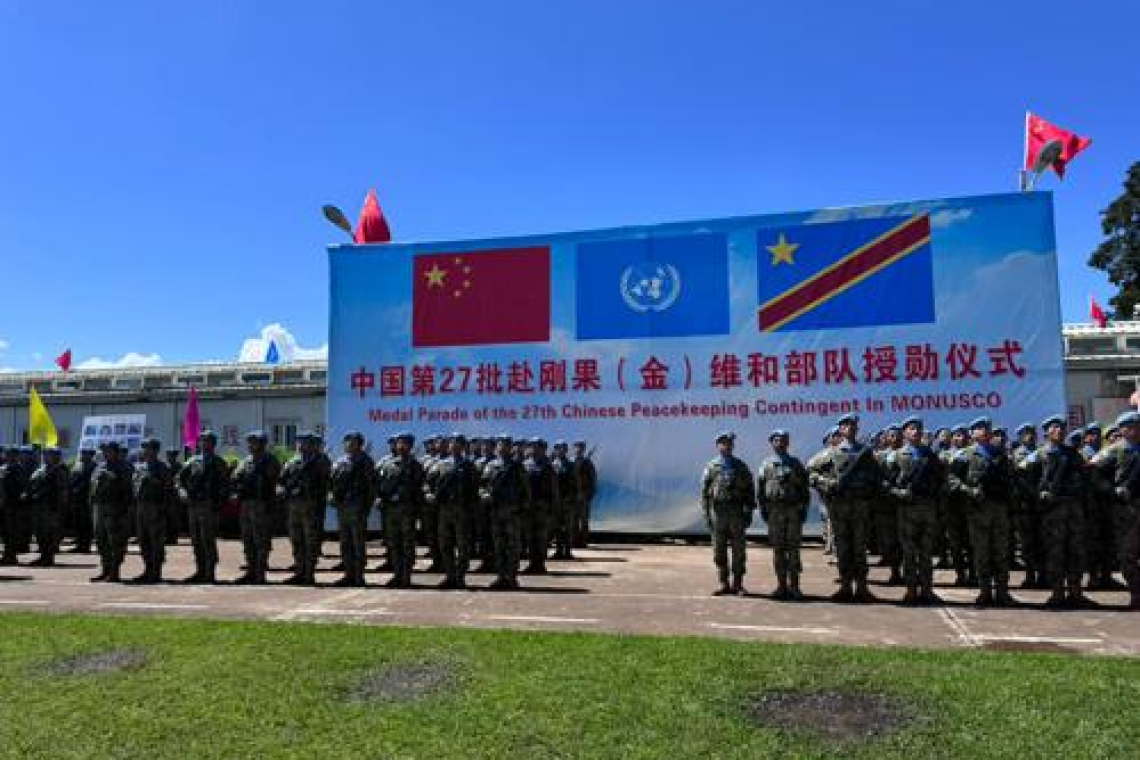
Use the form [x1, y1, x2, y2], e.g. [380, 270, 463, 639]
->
[1, 538, 1137, 656]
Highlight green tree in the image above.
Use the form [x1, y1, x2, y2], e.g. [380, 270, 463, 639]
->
[1089, 161, 1140, 318]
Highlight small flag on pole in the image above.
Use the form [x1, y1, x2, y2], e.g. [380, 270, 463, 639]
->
[1025, 112, 1091, 180]
[182, 387, 201, 450]
[55, 349, 72, 372]
[265, 340, 280, 365]
[1090, 295, 1108, 328]
[354, 189, 392, 244]
[28, 387, 59, 447]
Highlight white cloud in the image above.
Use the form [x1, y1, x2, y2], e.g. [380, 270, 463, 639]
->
[238, 323, 327, 363]
[930, 208, 973, 229]
[0, 339, 9, 353]
[76, 352, 164, 370]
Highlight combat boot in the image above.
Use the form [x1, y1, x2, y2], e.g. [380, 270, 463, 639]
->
[1067, 580, 1096, 609]
[283, 573, 306, 585]
[919, 584, 942, 605]
[853, 578, 877, 604]
[830, 578, 854, 603]
[994, 580, 1017, 607]
[1020, 570, 1037, 589]
[488, 576, 511, 591]
[712, 571, 732, 597]
[234, 571, 257, 585]
[902, 584, 918, 606]
[1044, 586, 1067, 609]
[954, 569, 969, 587]
[437, 577, 457, 590]
[788, 573, 804, 601]
[772, 573, 790, 601]
[182, 570, 204, 584]
[887, 567, 904, 586]
[0, 553, 18, 566]
[89, 568, 109, 582]
[1129, 585, 1140, 611]
[974, 581, 994, 608]
[732, 572, 747, 596]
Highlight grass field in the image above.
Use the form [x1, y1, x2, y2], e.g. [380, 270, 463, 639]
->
[0, 613, 1138, 760]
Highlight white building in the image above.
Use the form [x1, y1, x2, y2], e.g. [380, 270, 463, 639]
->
[2, 322, 1138, 450]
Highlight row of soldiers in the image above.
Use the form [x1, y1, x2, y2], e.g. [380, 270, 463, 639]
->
[0, 430, 598, 591]
[702, 410, 1140, 610]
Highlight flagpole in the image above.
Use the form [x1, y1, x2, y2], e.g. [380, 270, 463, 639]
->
[1019, 110, 1031, 191]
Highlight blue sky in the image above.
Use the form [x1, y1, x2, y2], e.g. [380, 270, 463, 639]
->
[0, 0, 1136, 370]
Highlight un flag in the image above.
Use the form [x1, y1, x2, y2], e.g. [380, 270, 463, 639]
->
[575, 232, 730, 340]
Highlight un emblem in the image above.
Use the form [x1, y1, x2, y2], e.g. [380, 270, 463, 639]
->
[619, 262, 682, 313]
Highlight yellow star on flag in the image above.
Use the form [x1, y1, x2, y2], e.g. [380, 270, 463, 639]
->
[767, 233, 800, 266]
[424, 263, 447, 288]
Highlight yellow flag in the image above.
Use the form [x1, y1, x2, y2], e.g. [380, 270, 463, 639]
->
[28, 387, 58, 447]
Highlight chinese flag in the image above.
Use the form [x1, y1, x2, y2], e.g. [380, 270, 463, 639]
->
[412, 247, 550, 347]
[55, 349, 72, 372]
[1025, 113, 1091, 178]
[1090, 295, 1108, 328]
[354, 189, 391, 244]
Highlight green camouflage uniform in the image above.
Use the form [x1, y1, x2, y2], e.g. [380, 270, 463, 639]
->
[480, 455, 531, 588]
[375, 454, 425, 587]
[873, 446, 902, 578]
[522, 453, 558, 573]
[232, 452, 282, 583]
[427, 453, 478, 587]
[949, 443, 1016, 598]
[280, 451, 331, 584]
[177, 452, 229, 582]
[90, 458, 134, 581]
[757, 452, 810, 590]
[572, 455, 596, 548]
[1025, 442, 1086, 596]
[1089, 440, 1140, 606]
[1011, 442, 1045, 587]
[701, 455, 756, 590]
[26, 460, 70, 565]
[884, 443, 944, 597]
[551, 452, 578, 559]
[329, 451, 375, 586]
[809, 440, 879, 591]
[132, 459, 173, 581]
[939, 446, 974, 584]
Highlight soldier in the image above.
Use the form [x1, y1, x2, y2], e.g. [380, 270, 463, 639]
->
[1089, 410, 1140, 610]
[427, 433, 478, 589]
[939, 425, 975, 586]
[420, 435, 444, 573]
[68, 446, 97, 554]
[131, 438, 173, 584]
[884, 416, 945, 605]
[281, 431, 331, 585]
[375, 431, 424, 588]
[177, 430, 229, 584]
[948, 417, 1017, 607]
[1011, 422, 1045, 589]
[808, 427, 841, 558]
[701, 432, 756, 596]
[522, 437, 557, 575]
[328, 431, 375, 587]
[24, 446, 70, 567]
[0, 447, 23, 564]
[164, 449, 184, 546]
[480, 434, 530, 590]
[757, 429, 810, 600]
[471, 437, 496, 572]
[231, 430, 281, 585]
[550, 441, 578, 560]
[1079, 422, 1121, 590]
[872, 423, 904, 585]
[808, 414, 879, 603]
[90, 442, 134, 582]
[1025, 415, 1091, 608]
[9, 446, 37, 557]
[571, 440, 596, 548]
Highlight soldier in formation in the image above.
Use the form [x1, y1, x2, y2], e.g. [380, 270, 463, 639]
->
[701, 432, 756, 596]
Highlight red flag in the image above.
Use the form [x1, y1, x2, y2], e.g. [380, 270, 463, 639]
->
[412, 247, 550, 347]
[1090, 295, 1108, 329]
[353, 189, 391, 244]
[55, 349, 72, 372]
[1025, 113, 1091, 178]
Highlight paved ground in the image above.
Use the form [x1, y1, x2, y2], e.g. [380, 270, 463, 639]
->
[0, 539, 1136, 656]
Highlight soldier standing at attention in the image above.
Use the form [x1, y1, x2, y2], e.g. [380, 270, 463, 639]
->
[884, 416, 945, 605]
[522, 438, 557, 575]
[90, 442, 134, 583]
[26, 446, 70, 567]
[480, 434, 530, 590]
[428, 433, 478, 589]
[1011, 422, 1045, 589]
[177, 431, 229, 584]
[375, 431, 424, 589]
[571, 440, 596, 548]
[807, 427, 840, 558]
[0, 447, 24, 564]
[940, 425, 975, 587]
[550, 441, 578, 560]
[809, 414, 879, 603]
[1025, 415, 1091, 608]
[701, 432, 756, 596]
[131, 438, 173, 584]
[281, 432, 331, 586]
[873, 423, 904, 585]
[231, 430, 281, 585]
[757, 430, 809, 600]
[470, 438, 495, 573]
[949, 417, 1017, 607]
[1089, 410, 1140, 610]
[68, 447, 97, 554]
[163, 449, 184, 546]
[1080, 422, 1120, 591]
[329, 431, 375, 587]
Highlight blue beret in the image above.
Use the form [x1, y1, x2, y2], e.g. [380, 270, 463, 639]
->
[951, 424, 968, 435]
[836, 413, 858, 427]
[198, 429, 218, 442]
[245, 430, 267, 442]
[449, 432, 467, 444]
[1067, 430, 1083, 444]
[822, 426, 838, 445]
[102, 441, 123, 453]
[1105, 425, 1120, 437]
[573, 439, 587, 446]
[768, 429, 789, 442]
[395, 431, 415, 444]
[43, 446, 62, 456]
[1084, 421, 1102, 433]
[1041, 415, 1066, 431]
[968, 416, 992, 431]
[141, 438, 162, 450]
[18, 445, 34, 454]
[993, 427, 1007, 436]
[529, 436, 545, 446]
[900, 416, 922, 429]
[296, 431, 316, 442]
[1015, 422, 1034, 435]
[496, 433, 512, 443]
[553, 440, 568, 447]
[1114, 411, 1140, 428]
[715, 431, 735, 444]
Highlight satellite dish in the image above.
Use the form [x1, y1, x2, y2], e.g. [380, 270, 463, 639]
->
[1032, 139, 1064, 174]
[322, 204, 355, 239]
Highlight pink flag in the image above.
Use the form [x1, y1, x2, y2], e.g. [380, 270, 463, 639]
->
[182, 387, 201, 450]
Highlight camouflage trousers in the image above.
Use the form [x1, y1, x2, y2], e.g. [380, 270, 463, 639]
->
[575, 497, 592, 547]
[33, 504, 61, 561]
[767, 502, 804, 576]
[385, 502, 417, 583]
[967, 501, 1011, 585]
[421, 499, 440, 565]
[830, 497, 870, 582]
[1114, 501, 1140, 591]
[93, 504, 129, 574]
[473, 500, 493, 562]
[1083, 496, 1117, 578]
[872, 499, 900, 567]
[239, 500, 272, 578]
[709, 503, 749, 579]
[897, 501, 938, 588]
[335, 500, 369, 583]
[1040, 498, 1085, 587]
[187, 501, 219, 574]
[287, 498, 323, 581]
[525, 501, 551, 569]
[552, 498, 576, 556]
[491, 506, 521, 582]
[1014, 499, 1044, 575]
[135, 500, 167, 576]
[437, 503, 470, 584]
